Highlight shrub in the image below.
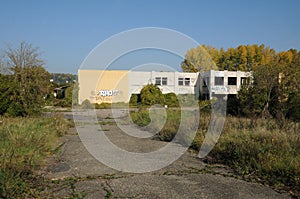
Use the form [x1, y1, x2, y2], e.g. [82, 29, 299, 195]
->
[140, 84, 164, 106]
[0, 75, 12, 115]
[94, 103, 111, 109]
[164, 93, 179, 107]
[6, 101, 26, 117]
[130, 108, 151, 127]
[129, 94, 140, 106]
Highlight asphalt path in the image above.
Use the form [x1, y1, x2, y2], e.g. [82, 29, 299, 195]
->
[42, 109, 290, 198]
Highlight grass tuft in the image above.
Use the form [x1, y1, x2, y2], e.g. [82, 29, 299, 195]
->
[0, 114, 71, 198]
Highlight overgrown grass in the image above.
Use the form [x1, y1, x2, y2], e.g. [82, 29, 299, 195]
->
[130, 108, 300, 196]
[211, 117, 300, 196]
[0, 114, 71, 198]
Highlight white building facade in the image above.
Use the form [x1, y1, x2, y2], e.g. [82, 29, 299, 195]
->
[200, 70, 251, 100]
[78, 69, 251, 104]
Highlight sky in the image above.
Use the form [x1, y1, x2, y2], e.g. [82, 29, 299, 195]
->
[0, 0, 299, 74]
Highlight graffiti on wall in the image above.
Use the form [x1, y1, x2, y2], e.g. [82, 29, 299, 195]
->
[95, 90, 119, 102]
[96, 90, 119, 97]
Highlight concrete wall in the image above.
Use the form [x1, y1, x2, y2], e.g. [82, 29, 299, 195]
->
[78, 70, 129, 104]
[78, 69, 251, 104]
[199, 70, 251, 99]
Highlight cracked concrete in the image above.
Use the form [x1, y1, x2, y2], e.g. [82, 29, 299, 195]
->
[42, 109, 291, 198]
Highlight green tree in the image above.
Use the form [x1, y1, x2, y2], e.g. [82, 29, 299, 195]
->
[238, 63, 280, 118]
[0, 74, 13, 115]
[140, 84, 164, 106]
[1, 42, 51, 116]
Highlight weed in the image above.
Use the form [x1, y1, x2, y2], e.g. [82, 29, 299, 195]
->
[0, 115, 71, 198]
[131, 108, 300, 196]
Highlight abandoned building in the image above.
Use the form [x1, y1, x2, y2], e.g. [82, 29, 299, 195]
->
[78, 69, 251, 104]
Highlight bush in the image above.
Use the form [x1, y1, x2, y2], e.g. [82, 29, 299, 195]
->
[164, 93, 179, 107]
[6, 101, 26, 117]
[0, 75, 12, 115]
[94, 103, 111, 109]
[287, 93, 300, 122]
[129, 94, 140, 106]
[130, 108, 151, 127]
[140, 84, 164, 106]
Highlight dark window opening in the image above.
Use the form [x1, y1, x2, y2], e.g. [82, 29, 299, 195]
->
[215, 77, 224, 85]
[155, 77, 161, 85]
[185, 78, 190, 86]
[162, 77, 167, 85]
[178, 77, 190, 86]
[241, 77, 249, 85]
[156, 77, 168, 86]
[178, 78, 184, 86]
[228, 77, 237, 85]
[202, 93, 209, 100]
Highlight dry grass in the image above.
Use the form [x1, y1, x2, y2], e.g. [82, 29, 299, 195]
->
[0, 114, 71, 198]
[131, 108, 300, 196]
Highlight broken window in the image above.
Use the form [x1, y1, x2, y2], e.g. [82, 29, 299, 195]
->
[241, 77, 249, 85]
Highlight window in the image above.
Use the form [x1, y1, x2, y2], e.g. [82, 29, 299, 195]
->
[178, 78, 184, 86]
[228, 77, 237, 85]
[162, 77, 167, 85]
[155, 77, 161, 85]
[178, 77, 190, 86]
[215, 77, 224, 85]
[155, 77, 167, 85]
[185, 78, 190, 86]
[241, 77, 249, 85]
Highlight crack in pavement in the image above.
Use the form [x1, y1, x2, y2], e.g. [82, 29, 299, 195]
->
[41, 109, 291, 198]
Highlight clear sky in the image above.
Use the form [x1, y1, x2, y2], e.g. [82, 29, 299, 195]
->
[0, 0, 299, 74]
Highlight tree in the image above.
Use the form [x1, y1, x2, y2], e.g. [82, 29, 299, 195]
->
[140, 84, 164, 106]
[277, 49, 300, 121]
[182, 45, 218, 72]
[183, 44, 278, 72]
[0, 42, 51, 116]
[0, 74, 13, 115]
[238, 63, 280, 118]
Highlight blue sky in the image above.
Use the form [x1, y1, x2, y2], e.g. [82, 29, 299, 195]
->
[0, 0, 299, 74]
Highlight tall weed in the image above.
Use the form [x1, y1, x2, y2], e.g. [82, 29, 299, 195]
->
[0, 115, 71, 198]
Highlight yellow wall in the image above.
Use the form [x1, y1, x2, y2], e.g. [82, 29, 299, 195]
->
[78, 70, 129, 104]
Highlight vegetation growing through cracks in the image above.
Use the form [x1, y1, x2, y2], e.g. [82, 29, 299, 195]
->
[0, 42, 299, 197]
[129, 45, 300, 197]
